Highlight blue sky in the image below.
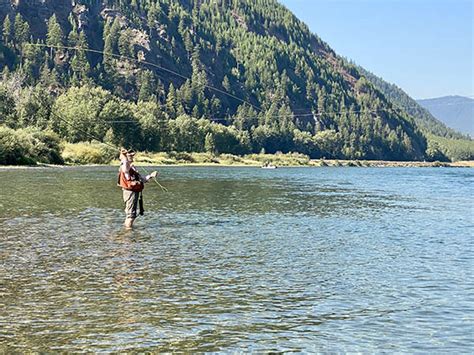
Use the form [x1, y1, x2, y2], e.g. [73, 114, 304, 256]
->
[279, 0, 473, 99]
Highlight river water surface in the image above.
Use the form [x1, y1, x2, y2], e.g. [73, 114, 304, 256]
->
[0, 166, 472, 352]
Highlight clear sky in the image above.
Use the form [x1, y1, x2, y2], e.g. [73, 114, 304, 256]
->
[279, 0, 473, 99]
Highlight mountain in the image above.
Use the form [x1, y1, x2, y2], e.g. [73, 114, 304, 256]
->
[417, 96, 474, 138]
[355, 66, 473, 160]
[0, 0, 436, 161]
[357, 67, 467, 140]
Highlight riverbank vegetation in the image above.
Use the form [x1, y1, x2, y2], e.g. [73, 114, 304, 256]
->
[1, 134, 472, 168]
[56, 142, 473, 168]
[0, 0, 472, 165]
[0, 125, 62, 165]
[425, 134, 474, 162]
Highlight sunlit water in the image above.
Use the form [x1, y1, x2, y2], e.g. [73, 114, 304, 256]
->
[0, 166, 472, 352]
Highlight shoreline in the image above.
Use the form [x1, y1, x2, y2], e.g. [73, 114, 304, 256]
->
[1, 159, 473, 169]
[58, 146, 474, 168]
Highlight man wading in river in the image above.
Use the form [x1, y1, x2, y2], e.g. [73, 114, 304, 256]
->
[118, 149, 158, 229]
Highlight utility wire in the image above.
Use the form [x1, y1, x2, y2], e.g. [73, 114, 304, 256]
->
[24, 44, 395, 123]
[26, 43, 262, 112]
[26, 44, 467, 127]
[21, 44, 474, 118]
[19, 44, 463, 152]
[40, 95, 169, 192]
[95, 108, 383, 125]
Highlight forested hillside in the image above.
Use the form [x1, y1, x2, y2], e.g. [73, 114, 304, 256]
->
[0, 0, 440, 163]
[358, 68, 466, 139]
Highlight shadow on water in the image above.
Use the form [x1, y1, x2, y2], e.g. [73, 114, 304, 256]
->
[0, 166, 473, 352]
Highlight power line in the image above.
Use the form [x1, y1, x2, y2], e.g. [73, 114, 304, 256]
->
[18, 44, 451, 140]
[98, 108, 383, 125]
[35, 93, 168, 192]
[25, 44, 451, 126]
[22, 44, 474, 120]
[26, 43, 262, 112]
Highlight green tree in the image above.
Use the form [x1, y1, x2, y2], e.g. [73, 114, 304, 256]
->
[46, 14, 64, 50]
[425, 139, 449, 162]
[100, 98, 140, 149]
[168, 115, 208, 152]
[0, 84, 17, 127]
[133, 100, 168, 151]
[313, 130, 342, 159]
[118, 29, 134, 58]
[138, 70, 155, 102]
[166, 83, 177, 118]
[70, 31, 90, 82]
[16, 84, 52, 129]
[2, 15, 12, 44]
[103, 17, 121, 58]
[293, 129, 317, 157]
[13, 13, 30, 50]
[52, 85, 112, 142]
[22, 39, 43, 82]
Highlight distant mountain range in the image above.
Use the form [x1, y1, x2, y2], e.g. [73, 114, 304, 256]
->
[417, 96, 474, 138]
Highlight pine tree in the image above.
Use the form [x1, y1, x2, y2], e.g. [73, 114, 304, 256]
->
[138, 70, 155, 102]
[22, 39, 43, 82]
[183, 31, 193, 57]
[222, 76, 231, 92]
[3, 15, 12, 45]
[166, 83, 177, 118]
[147, 2, 162, 36]
[118, 29, 134, 58]
[180, 80, 194, 112]
[67, 23, 79, 47]
[70, 31, 90, 82]
[46, 14, 64, 54]
[14, 13, 30, 49]
[103, 17, 121, 77]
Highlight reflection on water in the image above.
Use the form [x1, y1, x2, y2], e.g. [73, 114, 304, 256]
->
[0, 167, 473, 352]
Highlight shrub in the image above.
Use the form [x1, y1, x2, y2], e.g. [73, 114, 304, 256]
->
[0, 126, 33, 164]
[220, 154, 242, 163]
[0, 125, 63, 165]
[19, 128, 63, 164]
[161, 159, 176, 165]
[168, 151, 195, 163]
[62, 142, 115, 165]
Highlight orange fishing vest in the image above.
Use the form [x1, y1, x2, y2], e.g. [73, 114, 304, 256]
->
[117, 164, 144, 192]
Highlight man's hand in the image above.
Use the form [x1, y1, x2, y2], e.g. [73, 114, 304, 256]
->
[150, 171, 158, 178]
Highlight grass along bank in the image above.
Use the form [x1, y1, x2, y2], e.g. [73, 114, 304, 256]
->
[60, 142, 474, 168]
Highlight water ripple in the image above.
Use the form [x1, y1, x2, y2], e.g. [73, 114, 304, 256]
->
[0, 167, 473, 352]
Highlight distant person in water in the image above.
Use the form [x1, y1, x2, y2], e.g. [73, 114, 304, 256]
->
[118, 148, 158, 229]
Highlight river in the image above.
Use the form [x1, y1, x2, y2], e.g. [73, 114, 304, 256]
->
[0, 166, 472, 351]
